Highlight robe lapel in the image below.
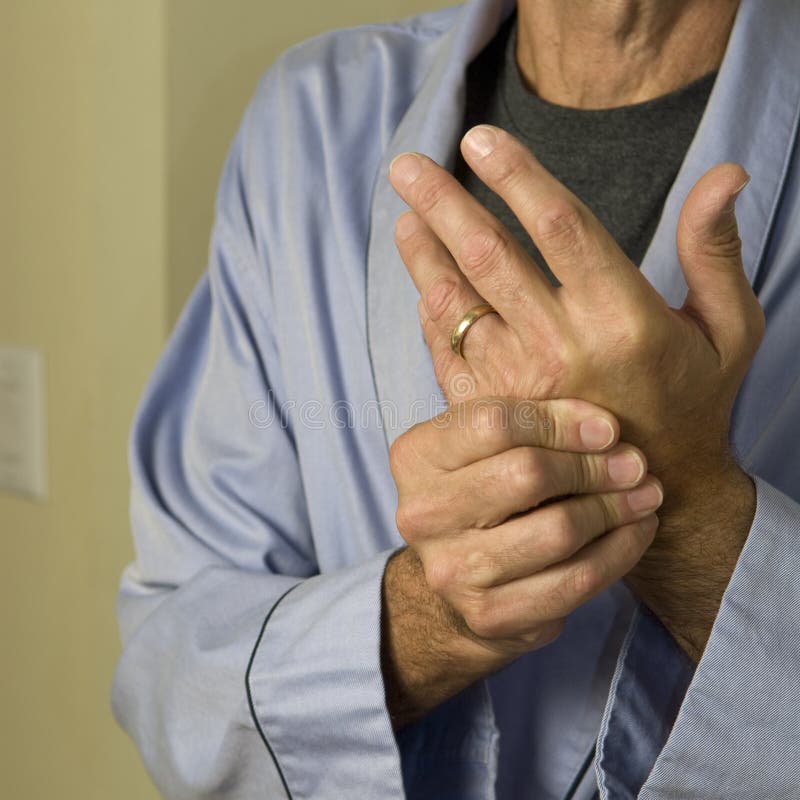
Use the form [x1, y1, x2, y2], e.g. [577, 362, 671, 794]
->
[639, 0, 800, 305]
[366, 0, 516, 448]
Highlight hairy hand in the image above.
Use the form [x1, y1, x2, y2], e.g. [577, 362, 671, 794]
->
[389, 396, 661, 662]
[389, 126, 764, 658]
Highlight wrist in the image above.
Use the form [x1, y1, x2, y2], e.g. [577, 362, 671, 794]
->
[626, 463, 756, 662]
[386, 547, 515, 665]
[670, 462, 755, 548]
[381, 548, 512, 729]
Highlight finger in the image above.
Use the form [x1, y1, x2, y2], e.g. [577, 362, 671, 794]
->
[445, 443, 648, 529]
[461, 515, 659, 639]
[676, 162, 765, 364]
[417, 298, 473, 403]
[396, 210, 507, 363]
[455, 475, 663, 588]
[395, 396, 621, 473]
[389, 152, 556, 329]
[460, 125, 655, 305]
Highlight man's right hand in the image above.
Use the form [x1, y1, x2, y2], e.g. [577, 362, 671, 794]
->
[382, 396, 663, 729]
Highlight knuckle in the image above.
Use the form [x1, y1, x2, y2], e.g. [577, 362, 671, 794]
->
[493, 274, 530, 309]
[629, 314, 653, 349]
[473, 422, 504, 455]
[528, 618, 565, 648]
[413, 175, 450, 215]
[536, 528, 574, 565]
[395, 496, 429, 541]
[543, 618, 566, 644]
[537, 580, 570, 620]
[462, 547, 496, 587]
[539, 342, 571, 394]
[507, 448, 547, 495]
[425, 275, 461, 322]
[550, 502, 578, 538]
[423, 555, 458, 596]
[458, 225, 512, 282]
[535, 202, 584, 258]
[405, 236, 440, 273]
[485, 145, 524, 187]
[462, 593, 503, 639]
[618, 311, 652, 353]
[608, 316, 651, 361]
[541, 506, 580, 558]
[394, 213, 421, 250]
[569, 559, 602, 602]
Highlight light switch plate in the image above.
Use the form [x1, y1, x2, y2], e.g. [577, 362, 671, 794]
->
[0, 346, 47, 499]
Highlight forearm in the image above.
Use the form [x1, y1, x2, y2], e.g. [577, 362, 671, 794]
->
[381, 547, 513, 730]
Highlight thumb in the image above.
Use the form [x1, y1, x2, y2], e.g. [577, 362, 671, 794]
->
[676, 162, 764, 362]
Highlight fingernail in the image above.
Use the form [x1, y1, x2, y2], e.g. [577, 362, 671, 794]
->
[627, 481, 664, 513]
[463, 125, 498, 158]
[390, 153, 423, 187]
[725, 173, 751, 212]
[580, 418, 615, 450]
[608, 451, 645, 485]
[638, 515, 660, 536]
[732, 174, 751, 199]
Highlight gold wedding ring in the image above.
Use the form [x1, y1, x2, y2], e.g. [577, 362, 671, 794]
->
[450, 303, 498, 358]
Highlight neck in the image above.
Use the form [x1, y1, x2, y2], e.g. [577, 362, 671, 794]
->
[516, 0, 740, 109]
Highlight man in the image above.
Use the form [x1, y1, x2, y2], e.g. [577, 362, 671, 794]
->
[111, 0, 800, 797]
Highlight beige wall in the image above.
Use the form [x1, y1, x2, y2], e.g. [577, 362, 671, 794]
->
[0, 1, 446, 797]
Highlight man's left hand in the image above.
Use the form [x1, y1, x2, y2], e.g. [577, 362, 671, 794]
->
[388, 125, 766, 661]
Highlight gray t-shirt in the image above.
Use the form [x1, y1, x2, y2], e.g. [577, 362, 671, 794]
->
[455, 15, 717, 284]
